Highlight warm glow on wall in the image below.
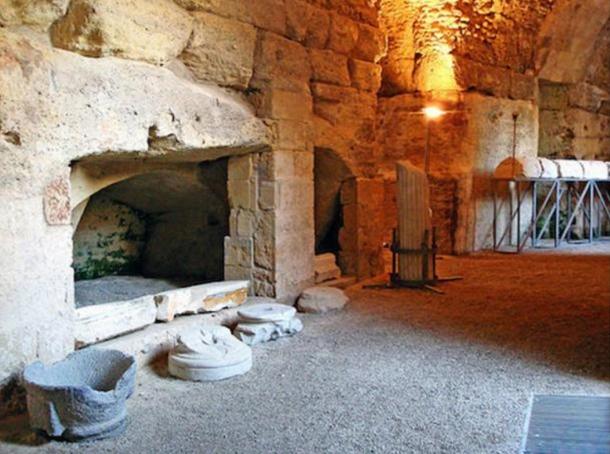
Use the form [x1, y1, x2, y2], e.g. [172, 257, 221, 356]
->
[422, 106, 445, 119]
[416, 47, 458, 97]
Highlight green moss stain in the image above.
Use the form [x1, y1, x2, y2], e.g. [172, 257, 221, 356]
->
[73, 195, 147, 281]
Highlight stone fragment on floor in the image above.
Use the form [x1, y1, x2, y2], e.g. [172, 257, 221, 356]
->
[234, 318, 304, 346]
[314, 253, 341, 284]
[155, 280, 249, 322]
[237, 302, 296, 322]
[234, 303, 302, 346]
[297, 286, 349, 313]
[168, 326, 251, 381]
[23, 349, 136, 441]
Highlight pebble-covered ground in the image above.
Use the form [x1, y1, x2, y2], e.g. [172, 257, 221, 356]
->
[1, 248, 609, 453]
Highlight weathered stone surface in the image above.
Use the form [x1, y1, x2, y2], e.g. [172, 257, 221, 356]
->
[314, 253, 341, 284]
[155, 281, 249, 321]
[197, 282, 249, 312]
[168, 326, 252, 381]
[51, 0, 193, 64]
[539, 158, 559, 179]
[580, 161, 608, 180]
[252, 31, 311, 92]
[349, 59, 382, 92]
[154, 288, 192, 322]
[75, 296, 157, 347]
[285, 0, 330, 48]
[309, 49, 351, 86]
[238, 303, 296, 323]
[0, 0, 69, 28]
[175, 0, 286, 35]
[352, 23, 386, 63]
[234, 317, 303, 346]
[23, 349, 136, 441]
[98, 306, 243, 367]
[537, 0, 610, 84]
[180, 12, 256, 89]
[327, 13, 359, 55]
[494, 157, 543, 179]
[251, 88, 313, 121]
[0, 29, 267, 161]
[43, 174, 71, 225]
[297, 286, 348, 313]
[555, 159, 584, 179]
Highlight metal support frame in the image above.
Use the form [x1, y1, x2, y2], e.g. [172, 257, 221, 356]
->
[492, 177, 610, 252]
[368, 227, 462, 294]
[390, 227, 438, 288]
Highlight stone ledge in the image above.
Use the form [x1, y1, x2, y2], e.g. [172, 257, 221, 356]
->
[91, 304, 252, 367]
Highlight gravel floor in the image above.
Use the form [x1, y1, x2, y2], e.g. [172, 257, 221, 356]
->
[1, 250, 609, 453]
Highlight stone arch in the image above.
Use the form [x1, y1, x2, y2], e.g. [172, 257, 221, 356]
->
[536, 0, 610, 84]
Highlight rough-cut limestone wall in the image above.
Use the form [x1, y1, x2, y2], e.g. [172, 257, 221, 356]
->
[376, 0, 557, 253]
[377, 93, 537, 253]
[535, 3, 610, 160]
[536, 0, 610, 85]
[73, 195, 147, 280]
[586, 19, 610, 94]
[538, 81, 610, 160]
[538, 17, 610, 161]
[378, 0, 552, 97]
[0, 0, 384, 405]
[172, 0, 386, 282]
[0, 21, 267, 400]
[0, 0, 69, 28]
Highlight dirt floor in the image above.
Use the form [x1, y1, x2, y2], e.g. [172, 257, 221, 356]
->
[1, 248, 609, 453]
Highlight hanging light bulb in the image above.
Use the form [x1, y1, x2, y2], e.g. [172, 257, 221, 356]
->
[422, 106, 445, 119]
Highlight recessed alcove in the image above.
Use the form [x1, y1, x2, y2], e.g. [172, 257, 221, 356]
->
[313, 148, 354, 282]
[73, 159, 229, 308]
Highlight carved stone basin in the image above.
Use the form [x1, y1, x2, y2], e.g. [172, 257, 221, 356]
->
[23, 349, 136, 441]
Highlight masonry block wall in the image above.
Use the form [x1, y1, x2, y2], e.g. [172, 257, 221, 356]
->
[1, 0, 609, 415]
[376, 0, 610, 253]
[0, 0, 386, 401]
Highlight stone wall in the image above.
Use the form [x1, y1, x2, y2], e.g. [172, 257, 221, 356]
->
[538, 17, 610, 161]
[0, 5, 268, 404]
[376, 0, 610, 253]
[3, 0, 609, 415]
[0, 0, 386, 403]
[172, 0, 387, 282]
[539, 81, 610, 160]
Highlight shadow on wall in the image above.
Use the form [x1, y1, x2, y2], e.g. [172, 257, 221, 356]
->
[72, 159, 229, 283]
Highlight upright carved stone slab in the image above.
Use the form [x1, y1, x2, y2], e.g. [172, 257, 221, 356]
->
[396, 161, 432, 282]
